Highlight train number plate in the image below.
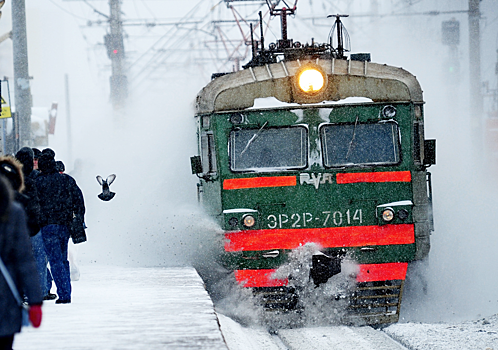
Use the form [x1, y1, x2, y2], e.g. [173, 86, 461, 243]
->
[266, 209, 363, 229]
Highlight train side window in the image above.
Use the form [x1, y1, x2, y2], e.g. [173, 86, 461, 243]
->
[413, 120, 425, 166]
[413, 122, 421, 163]
[321, 121, 401, 167]
[201, 133, 217, 174]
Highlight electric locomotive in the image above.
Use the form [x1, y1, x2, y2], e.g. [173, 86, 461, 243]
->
[191, 11, 435, 325]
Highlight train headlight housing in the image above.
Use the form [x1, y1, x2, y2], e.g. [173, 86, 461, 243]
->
[228, 217, 238, 227]
[298, 68, 325, 93]
[382, 105, 397, 118]
[242, 215, 256, 228]
[381, 208, 395, 222]
[397, 209, 409, 221]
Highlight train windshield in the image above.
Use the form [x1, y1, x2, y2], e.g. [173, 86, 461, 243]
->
[321, 121, 400, 167]
[230, 126, 308, 171]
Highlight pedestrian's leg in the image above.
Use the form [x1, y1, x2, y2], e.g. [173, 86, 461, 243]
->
[46, 267, 53, 293]
[30, 231, 48, 296]
[0, 335, 14, 350]
[68, 243, 80, 281]
[42, 225, 72, 301]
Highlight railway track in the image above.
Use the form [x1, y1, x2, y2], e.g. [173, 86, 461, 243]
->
[217, 313, 411, 350]
[270, 326, 410, 350]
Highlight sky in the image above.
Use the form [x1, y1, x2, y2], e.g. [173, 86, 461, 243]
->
[1, 0, 498, 325]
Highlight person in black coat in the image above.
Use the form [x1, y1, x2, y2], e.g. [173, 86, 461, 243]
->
[0, 154, 41, 237]
[0, 175, 43, 349]
[35, 149, 86, 304]
[15, 147, 56, 300]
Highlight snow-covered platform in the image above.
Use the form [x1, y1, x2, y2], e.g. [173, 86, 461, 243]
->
[14, 265, 227, 350]
[14, 264, 498, 350]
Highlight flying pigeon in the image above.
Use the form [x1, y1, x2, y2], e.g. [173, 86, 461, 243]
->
[96, 174, 116, 201]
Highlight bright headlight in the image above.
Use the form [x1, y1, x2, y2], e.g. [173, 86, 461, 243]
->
[298, 68, 325, 93]
[243, 215, 256, 228]
[381, 208, 395, 222]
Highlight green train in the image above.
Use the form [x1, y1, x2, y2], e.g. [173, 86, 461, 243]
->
[191, 14, 435, 325]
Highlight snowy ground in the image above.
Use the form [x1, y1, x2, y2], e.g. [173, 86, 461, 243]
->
[13, 264, 498, 350]
[385, 316, 498, 350]
[218, 312, 498, 350]
[14, 265, 226, 350]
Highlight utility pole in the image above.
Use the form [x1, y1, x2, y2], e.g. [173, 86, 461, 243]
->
[106, 0, 127, 110]
[11, 0, 32, 148]
[71, 0, 127, 110]
[65, 74, 72, 166]
[468, 0, 482, 158]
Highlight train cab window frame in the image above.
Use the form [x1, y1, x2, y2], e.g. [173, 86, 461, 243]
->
[320, 121, 401, 168]
[200, 132, 217, 175]
[229, 125, 308, 172]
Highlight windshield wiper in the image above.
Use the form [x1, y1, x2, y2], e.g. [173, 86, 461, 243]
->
[345, 115, 359, 161]
[240, 121, 268, 156]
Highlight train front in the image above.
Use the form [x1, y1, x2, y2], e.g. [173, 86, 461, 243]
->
[192, 58, 435, 325]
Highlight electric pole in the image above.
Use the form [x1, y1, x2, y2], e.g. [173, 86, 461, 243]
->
[468, 0, 482, 158]
[11, 0, 32, 148]
[106, 0, 127, 110]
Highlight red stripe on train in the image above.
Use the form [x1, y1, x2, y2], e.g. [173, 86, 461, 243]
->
[225, 224, 414, 252]
[223, 176, 297, 190]
[356, 263, 408, 282]
[234, 269, 288, 287]
[234, 263, 408, 287]
[336, 171, 412, 184]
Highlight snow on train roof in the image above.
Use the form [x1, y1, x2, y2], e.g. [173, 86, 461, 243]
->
[248, 96, 373, 109]
[195, 58, 423, 115]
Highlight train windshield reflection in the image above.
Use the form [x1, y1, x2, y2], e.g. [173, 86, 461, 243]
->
[230, 126, 308, 171]
[321, 122, 400, 167]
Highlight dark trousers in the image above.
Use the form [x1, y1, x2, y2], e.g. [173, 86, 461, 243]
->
[41, 224, 71, 300]
[30, 231, 53, 295]
[0, 335, 14, 350]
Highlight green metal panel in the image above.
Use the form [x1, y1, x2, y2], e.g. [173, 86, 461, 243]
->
[222, 244, 416, 270]
[197, 102, 428, 268]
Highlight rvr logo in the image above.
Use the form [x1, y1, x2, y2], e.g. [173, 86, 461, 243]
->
[299, 173, 333, 189]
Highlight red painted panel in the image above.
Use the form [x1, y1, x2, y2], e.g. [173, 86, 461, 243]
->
[235, 263, 408, 288]
[223, 176, 297, 190]
[356, 262, 408, 282]
[336, 171, 412, 184]
[225, 224, 414, 252]
[234, 269, 288, 287]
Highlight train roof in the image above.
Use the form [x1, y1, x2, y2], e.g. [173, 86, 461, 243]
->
[195, 58, 423, 115]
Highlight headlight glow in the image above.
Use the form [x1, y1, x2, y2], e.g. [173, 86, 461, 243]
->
[381, 208, 395, 222]
[243, 215, 256, 228]
[298, 68, 325, 93]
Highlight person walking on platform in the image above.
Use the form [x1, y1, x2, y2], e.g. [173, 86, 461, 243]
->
[35, 149, 86, 304]
[14, 148, 56, 300]
[0, 174, 43, 349]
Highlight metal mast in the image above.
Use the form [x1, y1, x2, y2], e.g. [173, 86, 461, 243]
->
[108, 0, 127, 110]
[11, 0, 32, 148]
[468, 0, 482, 157]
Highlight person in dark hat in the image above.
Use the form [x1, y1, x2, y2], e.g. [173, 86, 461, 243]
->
[15, 147, 34, 177]
[0, 156, 41, 237]
[14, 148, 56, 301]
[55, 160, 65, 174]
[7, 152, 39, 237]
[0, 174, 43, 348]
[35, 149, 86, 304]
